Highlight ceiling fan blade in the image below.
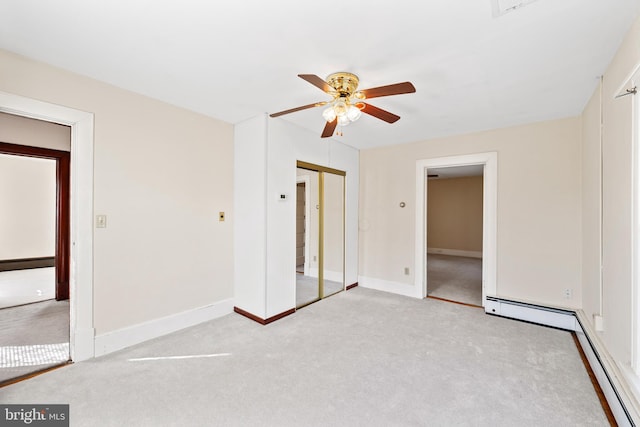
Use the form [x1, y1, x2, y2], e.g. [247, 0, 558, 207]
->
[361, 103, 401, 123]
[359, 82, 416, 99]
[321, 119, 337, 138]
[270, 101, 326, 118]
[298, 74, 334, 93]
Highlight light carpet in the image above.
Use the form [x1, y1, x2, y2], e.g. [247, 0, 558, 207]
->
[296, 274, 343, 307]
[0, 299, 70, 384]
[427, 254, 482, 306]
[0, 288, 606, 426]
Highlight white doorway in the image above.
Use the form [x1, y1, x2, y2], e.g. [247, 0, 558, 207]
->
[415, 152, 497, 305]
[0, 91, 95, 361]
[426, 165, 484, 306]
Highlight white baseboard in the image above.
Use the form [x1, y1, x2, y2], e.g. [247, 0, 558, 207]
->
[72, 327, 96, 362]
[427, 247, 482, 258]
[305, 267, 343, 283]
[486, 296, 639, 426]
[484, 297, 576, 330]
[324, 269, 343, 283]
[358, 276, 421, 298]
[575, 311, 639, 426]
[94, 298, 234, 357]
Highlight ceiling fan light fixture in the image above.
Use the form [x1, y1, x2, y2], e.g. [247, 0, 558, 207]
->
[322, 107, 337, 122]
[337, 115, 351, 126]
[333, 99, 348, 116]
[346, 104, 362, 121]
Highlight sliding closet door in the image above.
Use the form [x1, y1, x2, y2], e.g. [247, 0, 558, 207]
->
[295, 161, 345, 308]
[321, 172, 344, 298]
[295, 167, 320, 308]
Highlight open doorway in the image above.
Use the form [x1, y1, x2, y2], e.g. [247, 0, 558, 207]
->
[0, 112, 72, 385]
[426, 165, 483, 307]
[415, 152, 497, 305]
[0, 141, 71, 385]
[1, 91, 95, 364]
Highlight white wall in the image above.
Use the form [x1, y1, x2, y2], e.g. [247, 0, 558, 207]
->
[581, 14, 640, 369]
[0, 49, 234, 336]
[234, 115, 359, 319]
[266, 119, 358, 318]
[234, 114, 268, 318]
[0, 154, 55, 259]
[360, 117, 582, 307]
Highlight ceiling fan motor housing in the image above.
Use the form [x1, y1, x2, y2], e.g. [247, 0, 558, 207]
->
[326, 72, 360, 96]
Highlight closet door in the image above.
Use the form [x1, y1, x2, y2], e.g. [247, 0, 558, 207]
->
[295, 162, 345, 308]
[295, 167, 320, 308]
[321, 171, 344, 298]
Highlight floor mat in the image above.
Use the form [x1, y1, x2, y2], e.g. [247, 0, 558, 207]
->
[0, 343, 69, 368]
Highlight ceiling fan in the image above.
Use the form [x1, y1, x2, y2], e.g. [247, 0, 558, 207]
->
[269, 72, 416, 138]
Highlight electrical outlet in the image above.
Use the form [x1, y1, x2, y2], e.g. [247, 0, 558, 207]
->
[564, 288, 572, 299]
[404, 267, 410, 275]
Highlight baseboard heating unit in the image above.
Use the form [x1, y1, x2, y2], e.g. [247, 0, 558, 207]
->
[486, 296, 638, 427]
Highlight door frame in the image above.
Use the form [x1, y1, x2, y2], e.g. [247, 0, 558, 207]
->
[0, 91, 95, 361]
[296, 175, 310, 276]
[0, 142, 70, 300]
[415, 152, 498, 304]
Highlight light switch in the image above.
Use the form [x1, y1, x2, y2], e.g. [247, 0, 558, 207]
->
[219, 212, 225, 222]
[96, 214, 107, 228]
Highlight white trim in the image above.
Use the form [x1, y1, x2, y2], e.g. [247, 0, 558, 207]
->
[305, 267, 343, 284]
[0, 91, 95, 361]
[427, 248, 482, 259]
[94, 298, 234, 357]
[358, 275, 419, 298]
[575, 310, 640, 426]
[416, 152, 498, 303]
[296, 175, 311, 276]
[324, 269, 345, 284]
[485, 298, 576, 331]
[631, 67, 640, 377]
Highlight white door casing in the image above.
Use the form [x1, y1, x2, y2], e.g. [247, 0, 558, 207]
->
[415, 152, 498, 304]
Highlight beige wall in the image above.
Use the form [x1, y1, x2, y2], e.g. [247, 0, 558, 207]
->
[0, 154, 55, 259]
[359, 116, 581, 307]
[581, 15, 640, 364]
[427, 176, 483, 253]
[0, 111, 71, 151]
[0, 49, 234, 335]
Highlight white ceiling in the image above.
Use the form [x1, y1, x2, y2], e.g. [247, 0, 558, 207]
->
[1, 0, 639, 150]
[428, 165, 484, 179]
